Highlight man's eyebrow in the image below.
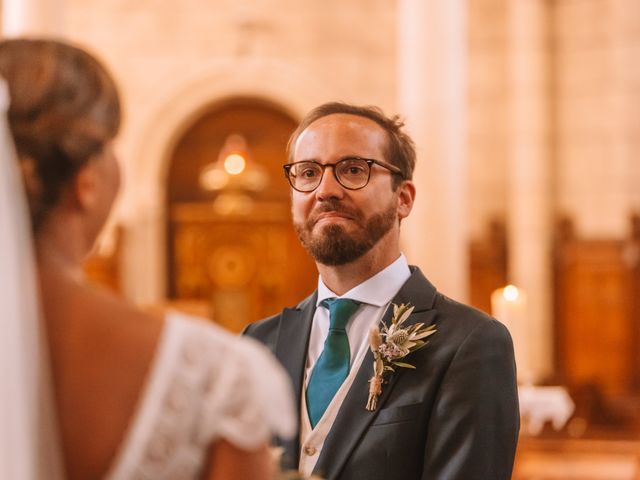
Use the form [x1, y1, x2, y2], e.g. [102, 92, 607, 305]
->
[316, 155, 369, 163]
[291, 156, 369, 164]
[291, 158, 320, 164]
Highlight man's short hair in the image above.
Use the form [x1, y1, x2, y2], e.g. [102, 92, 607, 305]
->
[287, 102, 416, 187]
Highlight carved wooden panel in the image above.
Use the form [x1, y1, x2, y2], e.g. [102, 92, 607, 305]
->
[169, 201, 316, 332]
[554, 217, 640, 402]
[469, 220, 508, 314]
[166, 99, 317, 332]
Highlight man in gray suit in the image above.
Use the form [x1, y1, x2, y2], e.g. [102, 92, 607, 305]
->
[244, 102, 519, 479]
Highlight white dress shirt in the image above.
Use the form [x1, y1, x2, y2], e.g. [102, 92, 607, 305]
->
[298, 254, 411, 476]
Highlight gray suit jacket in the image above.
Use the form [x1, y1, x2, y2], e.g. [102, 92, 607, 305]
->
[243, 267, 519, 479]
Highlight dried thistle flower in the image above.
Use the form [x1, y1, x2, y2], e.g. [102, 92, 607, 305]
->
[366, 303, 436, 411]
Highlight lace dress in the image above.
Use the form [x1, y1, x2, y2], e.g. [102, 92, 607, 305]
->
[105, 312, 295, 479]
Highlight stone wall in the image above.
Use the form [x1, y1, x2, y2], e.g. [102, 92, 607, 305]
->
[467, 0, 640, 240]
[61, 0, 398, 302]
[555, 0, 640, 238]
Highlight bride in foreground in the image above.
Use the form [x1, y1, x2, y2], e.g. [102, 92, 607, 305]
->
[0, 38, 294, 479]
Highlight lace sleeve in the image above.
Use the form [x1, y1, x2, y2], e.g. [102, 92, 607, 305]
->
[106, 314, 297, 480]
[193, 321, 296, 451]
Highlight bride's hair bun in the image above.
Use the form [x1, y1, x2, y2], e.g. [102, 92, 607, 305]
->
[0, 38, 121, 231]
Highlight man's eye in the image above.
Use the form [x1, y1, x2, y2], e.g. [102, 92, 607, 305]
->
[340, 162, 366, 176]
[300, 168, 318, 178]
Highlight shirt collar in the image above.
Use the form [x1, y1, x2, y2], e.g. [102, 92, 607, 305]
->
[316, 254, 411, 308]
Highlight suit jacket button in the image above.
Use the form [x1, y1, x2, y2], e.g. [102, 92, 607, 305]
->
[303, 445, 317, 456]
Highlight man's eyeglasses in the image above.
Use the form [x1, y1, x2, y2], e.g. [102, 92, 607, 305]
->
[283, 157, 403, 192]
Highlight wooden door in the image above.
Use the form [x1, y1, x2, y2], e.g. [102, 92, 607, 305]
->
[166, 98, 317, 332]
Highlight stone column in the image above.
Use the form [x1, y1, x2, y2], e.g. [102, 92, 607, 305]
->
[2, 0, 64, 36]
[397, 0, 468, 302]
[507, 0, 553, 382]
[120, 201, 167, 306]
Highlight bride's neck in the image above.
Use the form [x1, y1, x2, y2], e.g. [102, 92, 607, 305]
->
[35, 212, 92, 282]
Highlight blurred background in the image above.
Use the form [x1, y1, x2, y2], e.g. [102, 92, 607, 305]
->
[3, 0, 639, 478]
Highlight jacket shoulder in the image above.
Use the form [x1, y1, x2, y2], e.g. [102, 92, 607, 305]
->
[242, 292, 316, 340]
[243, 311, 280, 336]
[432, 291, 513, 347]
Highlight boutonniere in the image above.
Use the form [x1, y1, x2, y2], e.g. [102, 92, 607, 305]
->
[366, 303, 437, 411]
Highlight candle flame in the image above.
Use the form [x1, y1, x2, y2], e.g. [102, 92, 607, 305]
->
[503, 285, 520, 302]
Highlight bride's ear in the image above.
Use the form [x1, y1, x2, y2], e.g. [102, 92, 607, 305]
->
[72, 161, 99, 211]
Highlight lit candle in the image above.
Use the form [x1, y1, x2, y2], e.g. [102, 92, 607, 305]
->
[491, 285, 531, 384]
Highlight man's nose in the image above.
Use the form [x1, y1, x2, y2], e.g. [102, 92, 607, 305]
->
[315, 166, 344, 200]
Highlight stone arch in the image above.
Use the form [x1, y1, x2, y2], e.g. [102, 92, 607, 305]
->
[120, 60, 332, 303]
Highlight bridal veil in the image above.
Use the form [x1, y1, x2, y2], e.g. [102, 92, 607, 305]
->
[0, 78, 65, 479]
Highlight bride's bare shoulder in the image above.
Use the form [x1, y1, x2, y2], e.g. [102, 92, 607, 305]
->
[42, 276, 169, 479]
[41, 270, 164, 344]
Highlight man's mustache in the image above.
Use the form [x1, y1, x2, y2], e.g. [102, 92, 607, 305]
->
[307, 200, 362, 226]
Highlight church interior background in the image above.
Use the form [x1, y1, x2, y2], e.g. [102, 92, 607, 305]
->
[3, 0, 640, 477]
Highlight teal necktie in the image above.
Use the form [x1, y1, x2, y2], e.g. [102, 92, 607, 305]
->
[306, 298, 361, 428]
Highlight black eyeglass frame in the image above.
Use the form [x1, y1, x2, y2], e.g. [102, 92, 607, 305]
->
[282, 157, 404, 192]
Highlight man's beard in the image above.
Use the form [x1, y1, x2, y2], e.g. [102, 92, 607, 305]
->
[294, 199, 397, 266]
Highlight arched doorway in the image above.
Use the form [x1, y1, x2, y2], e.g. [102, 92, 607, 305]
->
[166, 98, 317, 332]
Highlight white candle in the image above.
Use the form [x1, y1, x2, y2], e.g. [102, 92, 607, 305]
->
[491, 285, 532, 384]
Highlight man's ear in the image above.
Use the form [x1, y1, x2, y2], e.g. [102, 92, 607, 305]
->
[72, 161, 99, 211]
[397, 180, 415, 220]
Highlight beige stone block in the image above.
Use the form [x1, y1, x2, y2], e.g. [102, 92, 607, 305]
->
[468, 0, 507, 34]
[556, 47, 614, 97]
[554, 0, 613, 50]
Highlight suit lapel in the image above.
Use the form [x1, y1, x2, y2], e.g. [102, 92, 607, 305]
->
[274, 292, 317, 468]
[314, 267, 438, 479]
